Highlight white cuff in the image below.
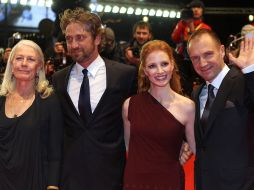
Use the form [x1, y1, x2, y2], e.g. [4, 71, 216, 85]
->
[242, 64, 254, 74]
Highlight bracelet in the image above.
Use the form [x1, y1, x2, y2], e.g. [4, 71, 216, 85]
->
[47, 186, 59, 190]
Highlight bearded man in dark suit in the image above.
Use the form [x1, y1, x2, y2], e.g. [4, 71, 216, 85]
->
[52, 8, 137, 190]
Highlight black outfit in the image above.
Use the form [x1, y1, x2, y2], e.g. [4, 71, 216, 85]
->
[45, 54, 73, 84]
[52, 59, 137, 190]
[0, 59, 6, 74]
[0, 93, 63, 190]
[100, 41, 128, 64]
[126, 39, 147, 67]
[192, 66, 254, 190]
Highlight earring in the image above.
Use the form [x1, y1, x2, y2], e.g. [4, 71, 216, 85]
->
[11, 69, 15, 81]
[35, 72, 39, 85]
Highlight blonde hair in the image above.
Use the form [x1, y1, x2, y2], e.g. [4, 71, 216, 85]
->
[138, 40, 182, 94]
[0, 40, 53, 98]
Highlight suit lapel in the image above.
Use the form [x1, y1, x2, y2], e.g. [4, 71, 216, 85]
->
[202, 67, 240, 139]
[66, 65, 81, 112]
[193, 84, 205, 143]
[60, 64, 85, 126]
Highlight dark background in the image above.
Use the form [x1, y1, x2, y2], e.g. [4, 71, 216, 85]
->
[0, 0, 253, 48]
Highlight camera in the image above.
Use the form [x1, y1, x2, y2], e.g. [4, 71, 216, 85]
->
[131, 47, 140, 58]
[8, 32, 22, 48]
[181, 8, 193, 20]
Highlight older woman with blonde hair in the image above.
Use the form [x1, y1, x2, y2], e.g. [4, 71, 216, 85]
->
[0, 40, 63, 190]
[122, 40, 195, 190]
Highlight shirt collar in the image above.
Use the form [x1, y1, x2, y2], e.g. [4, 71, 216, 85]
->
[74, 55, 105, 78]
[206, 64, 230, 89]
[87, 55, 105, 78]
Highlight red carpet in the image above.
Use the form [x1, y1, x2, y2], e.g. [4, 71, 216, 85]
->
[184, 155, 195, 190]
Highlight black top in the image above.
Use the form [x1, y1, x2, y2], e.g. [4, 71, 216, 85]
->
[0, 93, 63, 190]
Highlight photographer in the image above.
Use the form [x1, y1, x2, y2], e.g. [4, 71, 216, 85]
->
[100, 27, 128, 64]
[45, 41, 72, 83]
[125, 21, 152, 67]
[171, 0, 211, 96]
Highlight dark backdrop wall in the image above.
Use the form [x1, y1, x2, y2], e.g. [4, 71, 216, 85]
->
[0, 8, 251, 50]
[100, 12, 251, 47]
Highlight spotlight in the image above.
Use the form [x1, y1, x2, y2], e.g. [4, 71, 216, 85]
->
[20, 0, 28, 5]
[38, 0, 45, 7]
[120, 7, 127, 14]
[127, 7, 134, 14]
[156, 9, 163, 17]
[169, 10, 176, 18]
[10, 0, 18, 4]
[143, 16, 149, 22]
[112, 6, 119, 13]
[104, 5, 112, 13]
[163, 10, 169, 17]
[96, 4, 104, 12]
[45, 0, 53, 7]
[135, 8, 142, 15]
[149, 9, 156, 16]
[249, 15, 254, 22]
[29, 0, 37, 6]
[142, 8, 149, 15]
[176, 11, 181, 18]
[0, 0, 8, 3]
[89, 3, 96, 12]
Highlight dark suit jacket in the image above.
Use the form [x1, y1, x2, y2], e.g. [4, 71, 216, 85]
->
[52, 59, 137, 190]
[192, 66, 254, 190]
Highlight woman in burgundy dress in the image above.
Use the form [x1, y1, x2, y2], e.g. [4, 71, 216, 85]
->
[122, 40, 196, 190]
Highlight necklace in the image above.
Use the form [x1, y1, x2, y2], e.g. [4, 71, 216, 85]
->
[7, 93, 35, 118]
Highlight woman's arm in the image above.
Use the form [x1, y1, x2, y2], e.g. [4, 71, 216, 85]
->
[122, 97, 131, 152]
[185, 100, 196, 154]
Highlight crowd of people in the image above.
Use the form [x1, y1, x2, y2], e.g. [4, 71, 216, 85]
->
[0, 0, 254, 190]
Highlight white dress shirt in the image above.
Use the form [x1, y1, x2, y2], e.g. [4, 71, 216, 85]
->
[199, 63, 254, 117]
[199, 65, 230, 117]
[67, 55, 107, 113]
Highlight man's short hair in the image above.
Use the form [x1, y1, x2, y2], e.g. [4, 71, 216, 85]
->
[59, 7, 103, 39]
[188, 0, 205, 9]
[188, 28, 221, 47]
[132, 21, 152, 34]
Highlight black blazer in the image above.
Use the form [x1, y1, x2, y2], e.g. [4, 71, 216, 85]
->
[193, 66, 254, 190]
[52, 59, 137, 190]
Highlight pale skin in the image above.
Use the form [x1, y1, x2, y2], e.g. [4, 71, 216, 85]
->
[188, 33, 225, 83]
[192, 7, 203, 19]
[122, 50, 196, 158]
[65, 22, 101, 68]
[188, 34, 254, 81]
[182, 33, 254, 163]
[229, 37, 254, 69]
[5, 45, 40, 118]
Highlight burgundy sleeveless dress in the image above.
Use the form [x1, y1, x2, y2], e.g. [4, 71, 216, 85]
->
[123, 92, 185, 190]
